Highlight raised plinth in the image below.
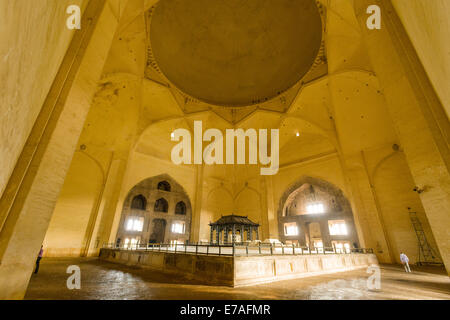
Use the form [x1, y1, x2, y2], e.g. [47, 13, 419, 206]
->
[99, 248, 378, 287]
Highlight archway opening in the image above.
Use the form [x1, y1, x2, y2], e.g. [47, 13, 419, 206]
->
[175, 201, 186, 215]
[157, 181, 171, 192]
[131, 195, 147, 210]
[278, 177, 359, 251]
[115, 174, 192, 246]
[154, 198, 169, 213]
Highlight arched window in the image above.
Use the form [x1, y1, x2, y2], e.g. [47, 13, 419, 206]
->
[154, 198, 169, 213]
[131, 195, 147, 210]
[157, 181, 171, 192]
[175, 201, 186, 215]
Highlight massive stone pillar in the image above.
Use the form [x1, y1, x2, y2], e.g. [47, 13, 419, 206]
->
[319, 221, 332, 249]
[353, 0, 450, 273]
[298, 222, 308, 247]
[258, 176, 271, 240]
[85, 157, 128, 256]
[0, 0, 124, 299]
[191, 165, 204, 243]
[263, 176, 278, 239]
[345, 153, 395, 263]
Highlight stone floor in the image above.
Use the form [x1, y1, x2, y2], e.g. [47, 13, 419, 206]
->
[25, 258, 450, 300]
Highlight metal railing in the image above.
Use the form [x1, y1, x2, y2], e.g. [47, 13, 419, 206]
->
[102, 242, 373, 257]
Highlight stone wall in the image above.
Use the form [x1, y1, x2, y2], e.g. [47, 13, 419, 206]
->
[100, 248, 234, 286]
[115, 174, 193, 246]
[277, 176, 359, 248]
[0, 0, 87, 198]
[44, 152, 104, 257]
[234, 253, 378, 287]
[392, 0, 450, 118]
[99, 248, 378, 287]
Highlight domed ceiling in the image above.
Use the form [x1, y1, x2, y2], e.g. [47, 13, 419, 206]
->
[148, 0, 323, 107]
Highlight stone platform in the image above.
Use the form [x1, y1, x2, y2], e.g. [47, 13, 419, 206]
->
[99, 248, 379, 287]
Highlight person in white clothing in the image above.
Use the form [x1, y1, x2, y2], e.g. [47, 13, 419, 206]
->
[400, 252, 411, 273]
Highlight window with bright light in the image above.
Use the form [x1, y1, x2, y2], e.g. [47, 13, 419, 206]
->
[306, 203, 325, 214]
[123, 238, 139, 248]
[284, 222, 299, 236]
[328, 220, 348, 235]
[313, 240, 323, 248]
[332, 241, 351, 253]
[172, 221, 185, 234]
[125, 217, 144, 232]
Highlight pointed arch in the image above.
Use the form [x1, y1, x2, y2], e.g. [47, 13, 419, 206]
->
[131, 195, 147, 210]
[175, 201, 187, 215]
[157, 181, 171, 192]
[154, 198, 169, 213]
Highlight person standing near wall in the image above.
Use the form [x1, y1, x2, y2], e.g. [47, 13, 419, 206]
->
[400, 252, 411, 273]
[34, 245, 44, 274]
